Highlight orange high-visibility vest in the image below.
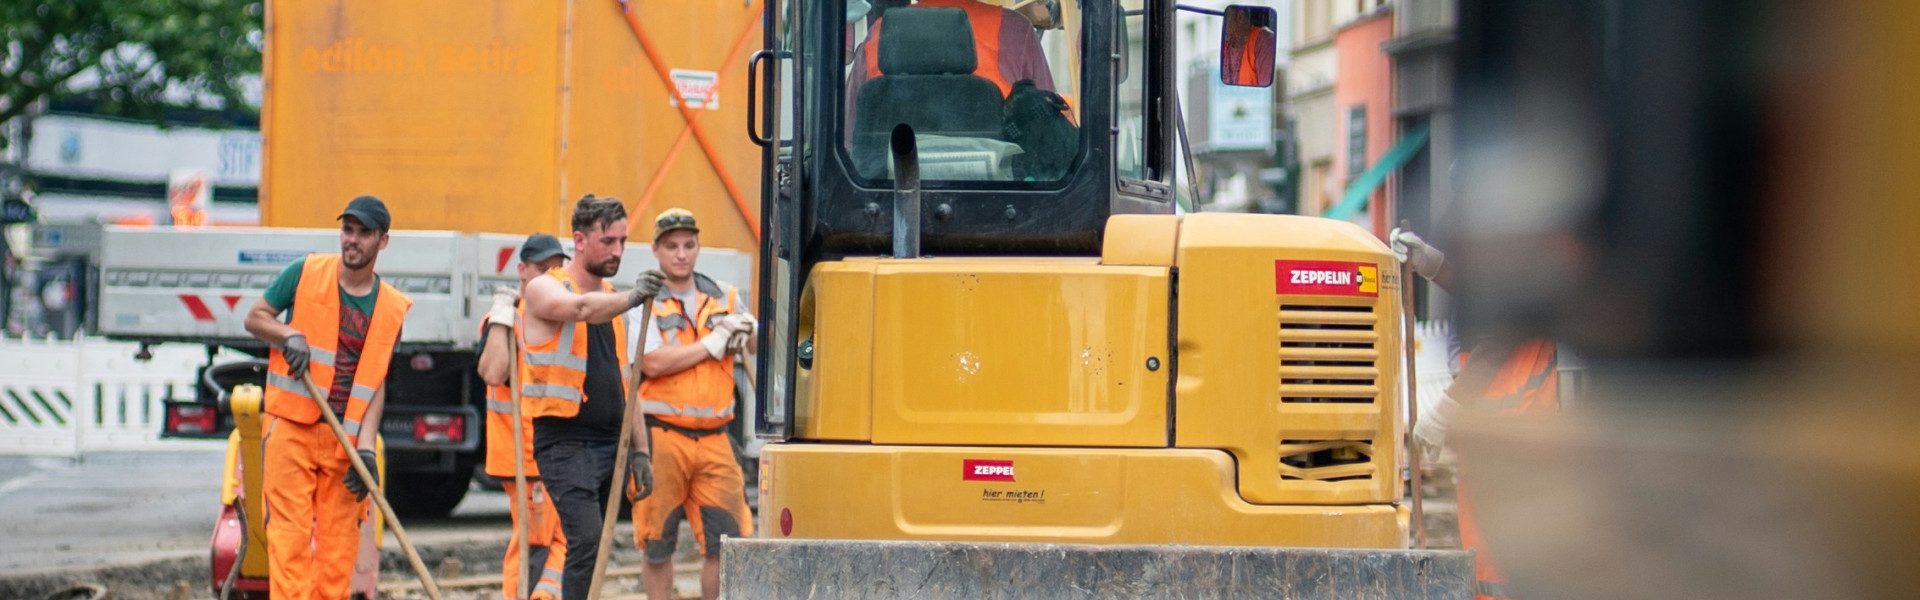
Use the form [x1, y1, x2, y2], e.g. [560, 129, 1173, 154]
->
[520, 268, 629, 419]
[264, 253, 412, 446]
[1456, 339, 1558, 600]
[481, 311, 540, 478]
[863, 0, 1013, 97]
[638, 277, 743, 430]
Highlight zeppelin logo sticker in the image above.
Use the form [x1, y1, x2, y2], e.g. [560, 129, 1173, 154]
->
[1275, 260, 1379, 297]
[962, 459, 1015, 482]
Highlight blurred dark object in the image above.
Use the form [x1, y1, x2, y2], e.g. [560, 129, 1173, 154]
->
[1452, 0, 1765, 361]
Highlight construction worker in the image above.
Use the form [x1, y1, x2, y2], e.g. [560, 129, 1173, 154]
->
[630, 208, 756, 600]
[1394, 227, 1558, 600]
[519, 195, 665, 599]
[477, 233, 571, 600]
[242, 195, 412, 600]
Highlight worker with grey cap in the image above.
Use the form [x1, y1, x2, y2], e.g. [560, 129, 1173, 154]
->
[476, 232, 573, 600]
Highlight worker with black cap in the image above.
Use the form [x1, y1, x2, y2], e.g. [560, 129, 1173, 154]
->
[476, 233, 572, 600]
[243, 195, 413, 600]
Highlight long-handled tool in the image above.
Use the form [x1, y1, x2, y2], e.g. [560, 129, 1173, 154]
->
[587, 301, 657, 599]
[1398, 220, 1426, 550]
[300, 372, 445, 600]
[508, 334, 533, 600]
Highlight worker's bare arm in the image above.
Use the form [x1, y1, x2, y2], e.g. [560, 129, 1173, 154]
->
[243, 299, 297, 346]
[642, 343, 712, 378]
[359, 386, 386, 453]
[477, 323, 514, 386]
[523, 275, 637, 324]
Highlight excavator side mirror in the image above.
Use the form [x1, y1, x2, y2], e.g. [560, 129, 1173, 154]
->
[1220, 5, 1277, 87]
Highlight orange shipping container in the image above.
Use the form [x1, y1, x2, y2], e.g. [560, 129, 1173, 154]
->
[261, 0, 763, 256]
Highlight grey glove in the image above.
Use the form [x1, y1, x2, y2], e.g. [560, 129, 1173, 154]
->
[344, 449, 379, 501]
[628, 451, 654, 501]
[1389, 228, 1446, 280]
[628, 269, 666, 307]
[283, 334, 312, 379]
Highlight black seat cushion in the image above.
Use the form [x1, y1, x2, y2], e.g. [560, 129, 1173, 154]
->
[852, 7, 1007, 179]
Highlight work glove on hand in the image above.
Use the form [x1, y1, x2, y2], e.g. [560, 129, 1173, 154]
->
[1389, 228, 1445, 280]
[727, 331, 751, 355]
[282, 334, 312, 379]
[722, 314, 756, 355]
[698, 320, 738, 360]
[344, 449, 379, 501]
[628, 270, 667, 307]
[628, 451, 654, 501]
[487, 287, 519, 328]
[1412, 390, 1461, 448]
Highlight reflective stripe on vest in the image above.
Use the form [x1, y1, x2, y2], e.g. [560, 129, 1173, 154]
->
[519, 267, 628, 419]
[639, 277, 740, 429]
[261, 253, 412, 447]
[639, 399, 735, 420]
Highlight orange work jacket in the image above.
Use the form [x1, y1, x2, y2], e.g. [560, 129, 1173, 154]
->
[481, 309, 540, 478]
[263, 253, 412, 447]
[1456, 339, 1558, 600]
[520, 268, 630, 419]
[637, 278, 744, 431]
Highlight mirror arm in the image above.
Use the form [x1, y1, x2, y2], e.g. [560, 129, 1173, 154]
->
[1175, 4, 1225, 17]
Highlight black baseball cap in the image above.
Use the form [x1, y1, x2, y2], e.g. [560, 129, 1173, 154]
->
[520, 233, 569, 263]
[337, 195, 391, 231]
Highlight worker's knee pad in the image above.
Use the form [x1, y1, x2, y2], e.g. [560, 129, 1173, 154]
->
[698, 505, 741, 558]
[644, 506, 687, 565]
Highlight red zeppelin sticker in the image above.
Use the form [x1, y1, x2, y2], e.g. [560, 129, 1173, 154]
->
[1275, 260, 1380, 297]
[962, 459, 1015, 482]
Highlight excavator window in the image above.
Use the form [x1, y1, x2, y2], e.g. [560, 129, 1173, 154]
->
[841, 0, 1086, 184]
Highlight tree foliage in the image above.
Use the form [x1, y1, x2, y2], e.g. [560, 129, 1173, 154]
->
[0, 0, 261, 133]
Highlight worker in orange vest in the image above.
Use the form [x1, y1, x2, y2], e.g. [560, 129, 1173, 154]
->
[243, 195, 412, 600]
[845, 0, 1058, 100]
[477, 233, 572, 600]
[629, 208, 755, 600]
[1395, 227, 1559, 600]
[519, 195, 665, 600]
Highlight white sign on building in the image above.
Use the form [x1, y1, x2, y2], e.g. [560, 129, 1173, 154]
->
[1207, 62, 1274, 152]
[25, 114, 262, 187]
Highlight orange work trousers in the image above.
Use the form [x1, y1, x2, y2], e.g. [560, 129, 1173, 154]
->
[264, 417, 368, 600]
[631, 427, 753, 563]
[501, 479, 567, 600]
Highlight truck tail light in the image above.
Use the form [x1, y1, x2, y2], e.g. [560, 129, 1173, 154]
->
[412, 414, 465, 444]
[166, 404, 219, 436]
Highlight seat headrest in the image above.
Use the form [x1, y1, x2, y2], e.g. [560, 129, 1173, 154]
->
[879, 7, 978, 76]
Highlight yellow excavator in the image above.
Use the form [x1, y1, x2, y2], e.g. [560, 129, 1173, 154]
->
[729, 0, 1470, 595]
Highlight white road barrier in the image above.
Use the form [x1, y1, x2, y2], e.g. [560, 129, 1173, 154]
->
[0, 334, 220, 457]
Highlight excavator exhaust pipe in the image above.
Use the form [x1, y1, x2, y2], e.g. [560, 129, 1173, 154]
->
[890, 124, 921, 259]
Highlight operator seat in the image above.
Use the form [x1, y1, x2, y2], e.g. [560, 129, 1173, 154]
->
[851, 7, 1007, 178]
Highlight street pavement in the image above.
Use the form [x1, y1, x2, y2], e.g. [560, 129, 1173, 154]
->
[0, 447, 513, 576]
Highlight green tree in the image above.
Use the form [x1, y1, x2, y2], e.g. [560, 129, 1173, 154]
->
[0, 0, 261, 138]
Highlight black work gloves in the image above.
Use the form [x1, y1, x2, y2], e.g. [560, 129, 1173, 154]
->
[283, 334, 312, 378]
[344, 449, 379, 501]
[629, 451, 654, 501]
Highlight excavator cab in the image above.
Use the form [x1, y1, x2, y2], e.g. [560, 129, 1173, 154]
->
[744, 0, 1426, 557]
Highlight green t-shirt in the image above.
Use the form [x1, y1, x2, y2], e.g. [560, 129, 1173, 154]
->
[263, 256, 383, 412]
[263, 257, 378, 316]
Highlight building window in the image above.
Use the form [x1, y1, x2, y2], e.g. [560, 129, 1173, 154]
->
[1347, 105, 1367, 179]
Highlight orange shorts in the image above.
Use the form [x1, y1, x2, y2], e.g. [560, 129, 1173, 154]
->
[630, 427, 753, 563]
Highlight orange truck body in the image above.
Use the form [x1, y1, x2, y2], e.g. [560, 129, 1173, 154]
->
[260, 0, 763, 255]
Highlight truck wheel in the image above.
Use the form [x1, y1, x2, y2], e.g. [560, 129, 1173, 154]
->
[386, 462, 473, 519]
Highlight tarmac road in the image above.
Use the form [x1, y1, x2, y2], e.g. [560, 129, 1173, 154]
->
[0, 447, 514, 576]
